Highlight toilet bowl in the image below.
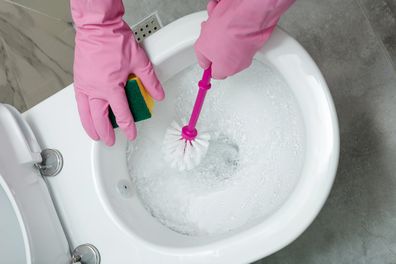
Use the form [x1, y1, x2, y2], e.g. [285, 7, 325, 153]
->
[0, 11, 339, 264]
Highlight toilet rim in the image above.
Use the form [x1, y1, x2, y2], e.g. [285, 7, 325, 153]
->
[9, 11, 340, 263]
[91, 11, 340, 258]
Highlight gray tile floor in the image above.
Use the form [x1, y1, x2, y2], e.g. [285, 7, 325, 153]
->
[261, 1, 396, 263]
[0, 0, 395, 263]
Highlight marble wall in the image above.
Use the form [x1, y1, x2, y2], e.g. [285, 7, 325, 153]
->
[0, 0, 395, 263]
[0, 0, 74, 111]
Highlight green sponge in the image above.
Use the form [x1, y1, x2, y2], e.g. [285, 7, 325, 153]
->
[109, 75, 154, 128]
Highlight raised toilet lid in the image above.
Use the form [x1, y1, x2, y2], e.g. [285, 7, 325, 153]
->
[0, 104, 70, 264]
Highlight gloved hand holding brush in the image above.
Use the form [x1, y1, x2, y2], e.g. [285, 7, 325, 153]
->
[195, 0, 295, 79]
[71, 0, 164, 146]
[164, 0, 295, 170]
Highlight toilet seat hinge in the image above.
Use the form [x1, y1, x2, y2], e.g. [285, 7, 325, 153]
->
[71, 244, 101, 264]
[34, 148, 63, 177]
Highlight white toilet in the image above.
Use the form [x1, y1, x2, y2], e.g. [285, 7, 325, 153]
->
[0, 12, 339, 264]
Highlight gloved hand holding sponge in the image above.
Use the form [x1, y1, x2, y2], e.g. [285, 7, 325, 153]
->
[71, 0, 295, 146]
[71, 0, 164, 146]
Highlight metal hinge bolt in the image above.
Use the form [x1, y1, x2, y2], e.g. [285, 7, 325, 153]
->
[35, 149, 63, 177]
[71, 244, 100, 264]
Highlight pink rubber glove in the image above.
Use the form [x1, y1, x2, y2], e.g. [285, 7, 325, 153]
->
[71, 0, 164, 146]
[195, 0, 295, 79]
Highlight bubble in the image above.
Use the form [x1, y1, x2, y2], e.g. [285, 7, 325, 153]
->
[126, 61, 305, 236]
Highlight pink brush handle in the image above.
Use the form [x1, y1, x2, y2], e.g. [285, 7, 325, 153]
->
[186, 66, 212, 132]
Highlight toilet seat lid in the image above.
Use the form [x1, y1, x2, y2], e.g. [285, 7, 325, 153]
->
[0, 104, 70, 264]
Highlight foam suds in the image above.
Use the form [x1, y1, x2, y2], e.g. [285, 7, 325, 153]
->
[127, 61, 305, 236]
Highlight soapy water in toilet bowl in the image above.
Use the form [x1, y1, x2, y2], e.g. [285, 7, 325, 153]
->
[126, 61, 305, 236]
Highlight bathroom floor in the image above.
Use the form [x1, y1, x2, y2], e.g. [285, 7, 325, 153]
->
[1, 0, 395, 263]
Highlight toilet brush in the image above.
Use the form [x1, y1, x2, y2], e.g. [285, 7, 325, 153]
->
[162, 66, 212, 171]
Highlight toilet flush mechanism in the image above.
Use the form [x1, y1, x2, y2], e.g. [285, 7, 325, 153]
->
[35, 148, 64, 176]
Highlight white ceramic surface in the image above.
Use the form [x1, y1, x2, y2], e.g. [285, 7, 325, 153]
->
[0, 104, 70, 264]
[20, 12, 339, 264]
[0, 184, 26, 264]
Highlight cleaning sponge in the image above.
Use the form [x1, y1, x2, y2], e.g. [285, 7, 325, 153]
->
[109, 75, 154, 128]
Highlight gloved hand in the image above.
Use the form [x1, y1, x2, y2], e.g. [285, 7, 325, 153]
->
[195, 0, 295, 79]
[71, 0, 164, 146]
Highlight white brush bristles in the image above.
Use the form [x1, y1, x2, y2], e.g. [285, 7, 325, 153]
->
[163, 121, 210, 171]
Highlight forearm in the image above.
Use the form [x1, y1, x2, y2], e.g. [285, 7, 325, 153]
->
[195, 0, 295, 78]
[70, 0, 125, 28]
[226, 0, 295, 52]
[229, 0, 295, 33]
